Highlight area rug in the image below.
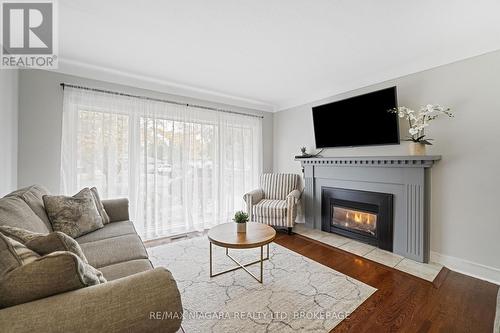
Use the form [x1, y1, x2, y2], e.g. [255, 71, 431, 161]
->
[148, 237, 376, 332]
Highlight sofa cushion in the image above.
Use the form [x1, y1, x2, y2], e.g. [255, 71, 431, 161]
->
[6, 185, 52, 231]
[99, 259, 153, 281]
[79, 234, 148, 268]
[0, 195, 51, 234]
[0, 226, 88, 263]
[43, 188, 104, 238]
[0, 251, 106, 309]
[75, 221, 137, 244]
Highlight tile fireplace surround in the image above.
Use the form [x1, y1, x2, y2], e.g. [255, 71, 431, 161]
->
[292, 224, 443, 281]
[297, 155, 441, 263]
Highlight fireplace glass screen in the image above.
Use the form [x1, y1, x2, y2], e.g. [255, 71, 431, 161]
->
[332, 206, 377, 236]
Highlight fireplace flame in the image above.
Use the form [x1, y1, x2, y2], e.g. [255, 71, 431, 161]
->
[354, 213, 362, 223]
[333, 206, 377, 236]
[346, 211, 373, 225]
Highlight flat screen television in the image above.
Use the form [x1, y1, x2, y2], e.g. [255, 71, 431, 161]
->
[312, 87, 400, 148]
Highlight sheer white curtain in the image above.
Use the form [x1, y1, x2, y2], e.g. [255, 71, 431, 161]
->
[61, 87, 262, 239]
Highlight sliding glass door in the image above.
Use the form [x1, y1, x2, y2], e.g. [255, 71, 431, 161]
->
[61, 87, 262, 239]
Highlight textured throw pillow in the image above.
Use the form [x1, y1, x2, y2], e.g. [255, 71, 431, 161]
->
[0, 233, 40, 278]
[0, 251, 106, 309]
[0, 225, 89, 263]
[90, 187, 110, 224]
[43, 188, 104, 238]
[0, 225, 43, 243]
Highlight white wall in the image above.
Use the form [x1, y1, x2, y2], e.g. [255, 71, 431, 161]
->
[18, 69, 273, 193]
[273, 50, 500, 283]
[0, 70, 18, 196]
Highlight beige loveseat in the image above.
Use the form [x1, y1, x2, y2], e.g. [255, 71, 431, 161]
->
[0, 185, 183, 333]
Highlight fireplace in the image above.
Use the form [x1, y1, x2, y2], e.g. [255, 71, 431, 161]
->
[321, 187, 393, 251]
[299, 156, 440, 262]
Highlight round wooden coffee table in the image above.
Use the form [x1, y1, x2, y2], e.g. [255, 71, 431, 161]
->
[208, 222, 276, 283]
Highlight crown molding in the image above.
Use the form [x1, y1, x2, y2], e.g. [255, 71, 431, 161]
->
[47, 58, 276, 112]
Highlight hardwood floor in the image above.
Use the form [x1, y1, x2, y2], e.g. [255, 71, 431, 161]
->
[274, 232, 499, 333]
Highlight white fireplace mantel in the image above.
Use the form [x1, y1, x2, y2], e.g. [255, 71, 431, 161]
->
[296, 155, 441, 263]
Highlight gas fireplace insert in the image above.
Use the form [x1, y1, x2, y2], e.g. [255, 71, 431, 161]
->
[321, 187, 393, 251]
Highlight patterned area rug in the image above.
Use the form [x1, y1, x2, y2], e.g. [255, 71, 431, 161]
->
[148, 236, 376, 332]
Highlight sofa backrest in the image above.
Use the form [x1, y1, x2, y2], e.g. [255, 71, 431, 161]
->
[0, 185, 53, 233]
[260, 173, 300, 200]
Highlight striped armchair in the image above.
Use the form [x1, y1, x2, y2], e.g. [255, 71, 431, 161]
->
[244, 173, 301, 234]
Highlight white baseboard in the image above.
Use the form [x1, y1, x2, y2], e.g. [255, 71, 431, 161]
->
[431, 251, 500, 285]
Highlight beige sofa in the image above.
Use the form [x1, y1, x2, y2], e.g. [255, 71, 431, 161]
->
[0, 185, 183, 333]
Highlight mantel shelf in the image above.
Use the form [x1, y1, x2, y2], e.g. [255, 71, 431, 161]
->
[295, 155, 441, 168]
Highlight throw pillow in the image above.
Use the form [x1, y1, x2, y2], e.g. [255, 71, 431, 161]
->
[0, 233, 40, 278]
[43, 188, 104, 238]
[0, 251, 106, 309]
[0, 225, 89, 263]
[90, 187, 110, 224]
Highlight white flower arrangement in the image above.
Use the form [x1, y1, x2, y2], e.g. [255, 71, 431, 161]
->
[389, 104, 453, 145]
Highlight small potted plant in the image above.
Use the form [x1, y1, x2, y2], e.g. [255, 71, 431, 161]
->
[389, 104, 453, 155]
[233, 211, 249, 233]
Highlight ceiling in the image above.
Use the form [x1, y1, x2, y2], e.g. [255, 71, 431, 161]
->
[58, 0, 500, 111]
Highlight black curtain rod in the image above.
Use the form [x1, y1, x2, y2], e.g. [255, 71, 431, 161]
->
[60, 83, 264, 119]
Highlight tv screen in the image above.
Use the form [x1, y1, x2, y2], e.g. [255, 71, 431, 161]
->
[312, 87, 399, 148]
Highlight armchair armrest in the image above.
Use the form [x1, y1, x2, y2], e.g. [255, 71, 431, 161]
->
[285, 189, 302, 228]
[243, 189, 264, 218]
[286, 189, 302, 205]
[243, 189, 264, 203]
[101, 198, 129, 222]
[0, 268, 183, 333]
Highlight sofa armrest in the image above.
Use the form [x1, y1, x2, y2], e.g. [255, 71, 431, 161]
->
[0, 268, 183, 333]
[101, 198, 129, 222]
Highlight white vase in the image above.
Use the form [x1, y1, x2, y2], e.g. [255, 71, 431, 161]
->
[409, 142, 427, 156]
[236, 222, 247, 233]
